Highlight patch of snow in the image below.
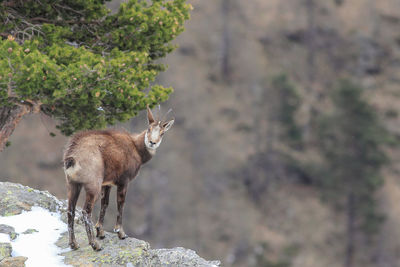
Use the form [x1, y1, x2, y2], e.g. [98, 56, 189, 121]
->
[0, 233, 10, 243]
[0, 206, 70, 267]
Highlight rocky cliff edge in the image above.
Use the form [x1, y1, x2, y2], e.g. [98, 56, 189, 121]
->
[0, 182, 220, 267]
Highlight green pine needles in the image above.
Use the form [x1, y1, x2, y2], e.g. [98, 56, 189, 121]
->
[0, 0, 191, 135]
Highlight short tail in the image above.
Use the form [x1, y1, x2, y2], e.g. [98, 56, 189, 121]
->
[64, 157, 75, 169]
[64, 157, 81, 180]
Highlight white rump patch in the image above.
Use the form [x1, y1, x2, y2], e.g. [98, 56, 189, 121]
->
[0, 206, 70, 267]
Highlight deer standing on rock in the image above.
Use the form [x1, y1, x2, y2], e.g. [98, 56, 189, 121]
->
[63, 106, 174, 251]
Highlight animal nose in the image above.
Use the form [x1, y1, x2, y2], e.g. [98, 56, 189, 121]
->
[150, 141, 156, 145]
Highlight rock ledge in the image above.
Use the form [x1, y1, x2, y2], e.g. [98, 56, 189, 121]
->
[0, 182, 220, 267]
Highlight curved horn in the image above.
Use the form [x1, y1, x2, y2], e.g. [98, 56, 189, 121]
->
[161, 108, 173, 122]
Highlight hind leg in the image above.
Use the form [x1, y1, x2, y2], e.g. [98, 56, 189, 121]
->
[67, 182, 82, 250]
[95, 185, 111, 239]
[82, 183, 102, 251]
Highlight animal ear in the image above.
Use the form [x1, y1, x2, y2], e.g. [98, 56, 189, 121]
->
[162, 119, 174, 132]
[147, 105, 155, 124]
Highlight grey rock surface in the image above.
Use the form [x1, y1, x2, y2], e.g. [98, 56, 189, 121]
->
[0, 182, 220, 266]
[0, 256, 27, 267]
[0, 225, 17, 241]
[0, 243, 12, 261]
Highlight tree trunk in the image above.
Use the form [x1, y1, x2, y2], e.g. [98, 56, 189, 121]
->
[303, 0, 316, 142]
[144, 189, 154, 237]
[0, 105, 31, 151]
[221, 0, 231, 82]
[306, 0, 316, 86]
[345, 192, 356, 267]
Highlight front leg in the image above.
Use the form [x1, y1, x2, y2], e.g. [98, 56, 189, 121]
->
[114, 184, 128, 239]
[95, 185, 111, 239]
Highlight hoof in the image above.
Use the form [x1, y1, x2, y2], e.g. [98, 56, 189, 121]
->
[90, 241, 102, 251]
[114, 228, 128, 240]
[118, 232, 128, 240]
[96, 226, 105, 239]
[69, 241, 80, 250]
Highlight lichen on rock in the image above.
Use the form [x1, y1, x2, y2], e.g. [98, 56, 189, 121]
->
[0, 243, 12, 261]
[0, 256, 27, 267]
[0, 225, 17, 241]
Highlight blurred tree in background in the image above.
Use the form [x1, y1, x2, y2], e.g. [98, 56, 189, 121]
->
[316, 80, 389, 267]
[241, 74, 304, 204]
[0, 0, 191, 150]
[242, 78, 390, 267]
[272, 74, 302, 149]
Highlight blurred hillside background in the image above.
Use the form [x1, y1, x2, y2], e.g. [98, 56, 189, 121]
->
[2, 0, 400, 266]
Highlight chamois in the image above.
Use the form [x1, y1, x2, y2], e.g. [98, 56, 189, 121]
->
[63, 106, 174, 251]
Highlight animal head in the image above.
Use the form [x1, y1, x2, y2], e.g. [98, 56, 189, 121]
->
[144, 105, 174, 151]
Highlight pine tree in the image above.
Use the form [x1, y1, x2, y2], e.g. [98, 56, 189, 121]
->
[271, 74, 302, 149]
[316, 80, 388, 267]
[0, 0, 191, 150]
